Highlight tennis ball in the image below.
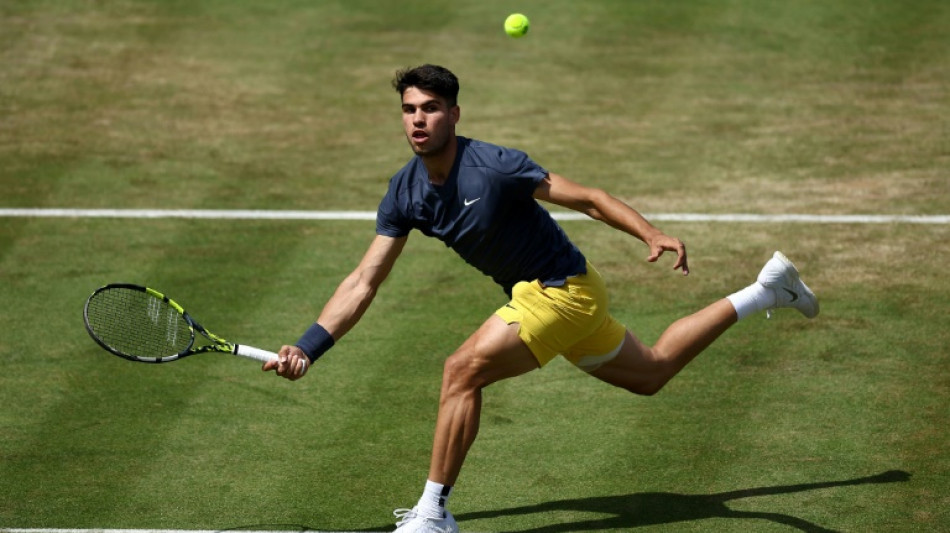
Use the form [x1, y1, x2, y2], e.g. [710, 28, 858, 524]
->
[504, 13, 529, 38]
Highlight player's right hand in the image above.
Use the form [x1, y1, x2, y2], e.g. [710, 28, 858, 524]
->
[263, 345, 310, 381]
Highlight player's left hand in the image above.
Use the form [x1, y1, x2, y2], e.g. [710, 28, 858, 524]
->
[263, 345, 310, 381]
[646, 234, 689, 276]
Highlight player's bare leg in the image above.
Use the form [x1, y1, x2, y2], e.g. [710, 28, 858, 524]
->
[591, 251, 818, 395]
[429, 315, 539, 485]
[394, 315, 538, 532]
[590, 299, 737, 395]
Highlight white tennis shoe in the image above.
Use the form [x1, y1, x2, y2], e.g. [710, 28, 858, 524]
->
[757, 251, 819, 319]
[393, 507, 458, 533]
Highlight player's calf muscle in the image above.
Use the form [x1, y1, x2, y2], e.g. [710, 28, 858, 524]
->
[593, 367, 670, 396]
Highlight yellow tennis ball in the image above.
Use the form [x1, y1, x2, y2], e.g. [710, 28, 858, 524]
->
[504, 13, 529, 38]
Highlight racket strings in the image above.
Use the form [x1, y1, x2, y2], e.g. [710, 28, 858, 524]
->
[86, 288, 193, 358]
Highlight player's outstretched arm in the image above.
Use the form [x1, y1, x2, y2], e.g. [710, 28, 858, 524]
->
[534, 172, 688, 275]
[313, 234, 408, 337]
[265, 234, 408, 380]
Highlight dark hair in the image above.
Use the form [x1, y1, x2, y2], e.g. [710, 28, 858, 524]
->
[392, 64, 459, 108]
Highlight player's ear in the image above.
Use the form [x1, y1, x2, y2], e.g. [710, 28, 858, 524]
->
[451, 105, 460, 125]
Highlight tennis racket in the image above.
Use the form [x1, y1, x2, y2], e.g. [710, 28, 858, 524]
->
[83, 283, 286, 366]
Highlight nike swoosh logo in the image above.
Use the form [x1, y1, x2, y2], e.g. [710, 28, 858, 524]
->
[464, 197, 481, 206]
[782, 287, 799, 302]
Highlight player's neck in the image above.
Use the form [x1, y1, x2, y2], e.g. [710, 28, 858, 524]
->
[422, 135, 458, 186]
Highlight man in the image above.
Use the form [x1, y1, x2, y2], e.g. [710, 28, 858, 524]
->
[264, 64, 818, 533]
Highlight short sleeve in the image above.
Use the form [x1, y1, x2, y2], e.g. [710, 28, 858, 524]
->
[495, 146, 548, 194]
[376, 184, 411, 238]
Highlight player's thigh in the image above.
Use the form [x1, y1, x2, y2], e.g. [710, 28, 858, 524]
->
[446, 314, 540, 389]
[586, 330, 667, 394]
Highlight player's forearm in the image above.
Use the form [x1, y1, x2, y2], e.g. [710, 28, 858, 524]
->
[316, 271, 379, 340]
[587, 189, 663, 244]
[310, 234, 405, 343]
[293, 273, 377, 363]
[297, 269, 386, 363]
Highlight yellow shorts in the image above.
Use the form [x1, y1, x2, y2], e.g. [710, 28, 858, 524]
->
[495, 262, 627, 372]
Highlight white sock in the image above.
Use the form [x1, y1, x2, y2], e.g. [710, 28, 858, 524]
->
[726, 283, 776, 320]
[415, 479, 452, 519]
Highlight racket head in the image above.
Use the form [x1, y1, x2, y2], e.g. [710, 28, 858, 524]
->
[83, 283, 196, 363]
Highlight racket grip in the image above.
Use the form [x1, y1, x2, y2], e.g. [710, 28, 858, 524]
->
[233, 344, 279, 363]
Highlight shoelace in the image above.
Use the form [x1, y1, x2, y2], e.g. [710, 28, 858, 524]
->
[393, 508, 417, 526]
[392, 508, 452, 533]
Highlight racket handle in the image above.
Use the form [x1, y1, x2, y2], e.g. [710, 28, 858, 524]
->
[233, 344, 278, 363]
[233, 344, 309, 373]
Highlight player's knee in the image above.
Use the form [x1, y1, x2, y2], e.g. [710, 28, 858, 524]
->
[597, 372, 669, 396]
[629, 379, 667, 396]
[441, 351, 485, 393]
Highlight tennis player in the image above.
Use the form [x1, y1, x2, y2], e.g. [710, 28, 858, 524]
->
[264, 64, 818, 533]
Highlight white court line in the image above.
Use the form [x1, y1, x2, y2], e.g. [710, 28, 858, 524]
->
[1, 208, 948, 224]
[0, 528, 482, 533]
[5, 527, 501, 533]
[0, 209, 378, 220]
[0, 528, 490, 533]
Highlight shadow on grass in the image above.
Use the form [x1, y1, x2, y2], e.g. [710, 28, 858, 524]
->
[454, 470, 910, 532]
[219, 470, 908, 532]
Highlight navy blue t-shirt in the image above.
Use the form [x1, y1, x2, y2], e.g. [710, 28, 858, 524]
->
[376, 136, 587, 295]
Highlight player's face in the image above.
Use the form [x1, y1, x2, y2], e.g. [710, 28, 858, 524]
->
[401, 86, 459, 157]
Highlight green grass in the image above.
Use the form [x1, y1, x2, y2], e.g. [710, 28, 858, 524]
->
[1, 1, 948, 531]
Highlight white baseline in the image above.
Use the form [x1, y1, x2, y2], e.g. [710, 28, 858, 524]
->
[0, 208, 948, 224]
[1, 529, 450, 533]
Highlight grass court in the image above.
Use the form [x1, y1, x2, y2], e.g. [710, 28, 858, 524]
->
[1, 1, 948, 531]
